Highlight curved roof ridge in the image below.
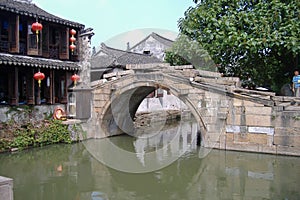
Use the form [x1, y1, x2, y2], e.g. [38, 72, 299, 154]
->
[129, 32, 174, 50]
[0, 0, 84, 28]
[150, 32, 175, 43]
[100, 43, 161, 57]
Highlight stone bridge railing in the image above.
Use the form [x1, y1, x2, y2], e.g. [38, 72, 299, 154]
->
[82, 63, 300, 156]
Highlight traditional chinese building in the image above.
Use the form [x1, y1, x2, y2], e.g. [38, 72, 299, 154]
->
[129, 32, 174, 61]
[0, 0, 88, 107]
[90, 43, 162, 82]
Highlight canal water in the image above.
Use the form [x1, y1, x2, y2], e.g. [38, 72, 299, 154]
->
[0, 119, 300, 200]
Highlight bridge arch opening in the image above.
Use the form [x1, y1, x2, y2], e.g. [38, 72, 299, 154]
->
[100, 81, 205, 146]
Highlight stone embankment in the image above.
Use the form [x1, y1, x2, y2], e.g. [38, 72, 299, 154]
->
[133, 109, 181, 128]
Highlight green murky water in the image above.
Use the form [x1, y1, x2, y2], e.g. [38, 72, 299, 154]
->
[0, 120, 299, 200]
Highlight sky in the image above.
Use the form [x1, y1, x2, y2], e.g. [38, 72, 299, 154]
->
[33, 0, 195, 50]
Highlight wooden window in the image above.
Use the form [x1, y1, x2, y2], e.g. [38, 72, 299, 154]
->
[49, 27, 59, 59]
[59, 28, 68, 59]
[8, 16, 18, 53]
[60, 74, 67, 103]
[42, 24, 49, 57]
[0, 15, 9, 52]
[143, 50, 150, 55]
[1, 20, 8, 39]
[27, 23, 38, 55]
[19, 18, 27, 55]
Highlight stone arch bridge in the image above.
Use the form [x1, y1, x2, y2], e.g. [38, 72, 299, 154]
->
[81, 63, 300, 156]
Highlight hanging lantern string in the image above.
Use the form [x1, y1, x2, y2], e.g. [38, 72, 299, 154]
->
[36, 28, 38, 46]
[35, 17, 39, 44]
[70, 29, 77, 53]
[32, 18, 43, 45]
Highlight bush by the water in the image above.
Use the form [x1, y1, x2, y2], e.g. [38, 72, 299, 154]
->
[0, 119, 73, 152]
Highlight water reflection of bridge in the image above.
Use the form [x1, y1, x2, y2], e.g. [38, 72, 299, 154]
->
[133, 119, 199, 166]
[1, 140, 299, 199]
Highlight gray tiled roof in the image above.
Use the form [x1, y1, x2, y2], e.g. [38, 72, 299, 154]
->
[0, 0, 84, 29]
[91, 43, 163, 70]
[129, 32, 174, 50]
[0, 53, 80, 70]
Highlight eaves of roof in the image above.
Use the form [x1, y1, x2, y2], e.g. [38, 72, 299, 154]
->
[116, 52, 162, 65]
[91, 52, 115, 69]
[99, 43, 127, 58]
[151, 32, 174, 47]
[0, 53, 80, 70]
[91, 43, 163, 69]
[0, 0, 84, 29]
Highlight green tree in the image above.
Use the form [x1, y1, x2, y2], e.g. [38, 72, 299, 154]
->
[178, 0, 300, 92]
[165, 34, 216, 71]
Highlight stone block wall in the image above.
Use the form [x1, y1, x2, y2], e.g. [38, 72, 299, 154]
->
[272, 110, 300, 156]
[224, 98, 300, 156]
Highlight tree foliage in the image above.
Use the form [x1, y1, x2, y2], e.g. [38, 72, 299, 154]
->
[178, 0, 300, 92]
[165, 34, 216, 71]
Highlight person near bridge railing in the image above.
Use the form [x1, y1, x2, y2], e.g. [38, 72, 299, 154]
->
[292, 69, 300, 97]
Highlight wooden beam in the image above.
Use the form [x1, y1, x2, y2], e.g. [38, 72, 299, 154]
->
[26, 68, 35, 105]
[16, 15, 19, 52]
[50, 70, 54, 104]
[13, 67, 19, 105]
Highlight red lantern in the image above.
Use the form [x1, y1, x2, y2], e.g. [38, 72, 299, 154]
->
[69, 44, 76, 52]
[71, 74, 80, 86]
[31, 21, 43, 35]
[33, 71, 45, 87]
[69, 36, 76, 43]
[31, 21, 43, 44]
[70, 29, 76, 36]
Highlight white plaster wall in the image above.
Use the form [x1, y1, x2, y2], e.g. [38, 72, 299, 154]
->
[130, 36, 168, 61]
[137, 90, 188, 112]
